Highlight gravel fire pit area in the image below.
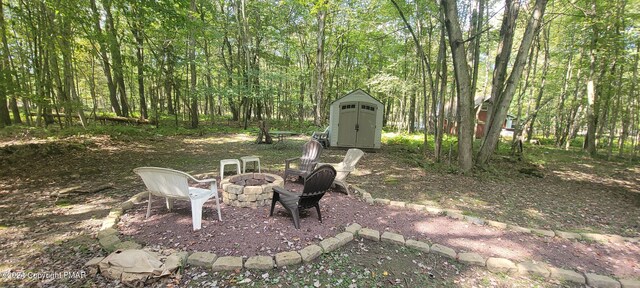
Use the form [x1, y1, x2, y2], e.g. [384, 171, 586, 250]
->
[219, 173, 284, 208]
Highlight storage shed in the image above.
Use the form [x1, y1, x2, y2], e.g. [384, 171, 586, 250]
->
[329, 89, 383, 149]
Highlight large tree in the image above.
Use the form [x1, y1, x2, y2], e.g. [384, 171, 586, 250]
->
[476, 0, 549, 166]
[0, 0, 13, 127]
[441, 0, 474, 172]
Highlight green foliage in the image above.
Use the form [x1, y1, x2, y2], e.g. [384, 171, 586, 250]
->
[384, 132, 424, 154]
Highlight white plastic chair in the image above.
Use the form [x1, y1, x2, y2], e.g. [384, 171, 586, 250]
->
[134, 167, 222, 231]
[319, 148, 364, 194]
[312, 127, 330, 148]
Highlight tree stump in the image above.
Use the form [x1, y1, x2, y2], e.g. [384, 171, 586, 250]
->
[255, 121, 273, 144]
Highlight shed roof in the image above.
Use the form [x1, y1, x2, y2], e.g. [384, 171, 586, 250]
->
[330, 89, 384, 106]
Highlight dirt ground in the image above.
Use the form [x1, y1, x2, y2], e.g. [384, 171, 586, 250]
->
[0, 133, 638, 286]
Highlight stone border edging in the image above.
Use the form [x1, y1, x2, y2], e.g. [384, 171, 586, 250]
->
[88, 189, 640, 288]
[349, 184, 640, 245]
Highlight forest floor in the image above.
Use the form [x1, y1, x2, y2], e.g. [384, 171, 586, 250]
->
[0, 130, 638, 287]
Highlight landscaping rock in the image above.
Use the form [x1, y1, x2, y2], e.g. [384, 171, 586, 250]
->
[620, 279, 640, 288]
[373, 198, 391, 205]
[97, 249, 178, 286]
[84, 256, 105, 267]
[424, 206, 443, 215]
[335, 232, 354, 246]
[97, 228, 118, 240]
[211, 256, 243, 271]
[585, 273, 621, 288]
[606, 234, 626, 244]
[581, 233, 610, 243]
[508, 225, 532, 234]
[165, 252, 188, 270]
[516, 261, 550, 277]
[226, 185, 243, 195]
[485, 220, 508, 229]
[406, 203, 426, 211]
[486, 258, 517, 274]
[430, 244, 456, 259]
[464, 216, 485, 225]
[547, 266, 585, 284]
[109, 208, 124, 218]
[554, 230, 581, 240]
[299, 245, 323, 263]
[275, 251, 302, 267]
[114, 241, 142, 250]
[245, 256, 274, 270]
[457, 253, 485, 266]
[120, 200, 134, 210]
[446, 211, 464, 220]
[84, 257, 105, 275]
[405, 240, 430, 253]
[623, 237, 638, 243]
[101, 218, 118, 230]
[380, 232, 405, 245]
[99, 234, 121, 252]
[389, 201, 406, 208]
[444, 208, 462, 214]
[359, 228, 380, 241]
[187, 252, 218, 268]
[365, 197, 374, 204]
[531, 229, 555, 237]
[421, 200, 438, 206]
[345, 223, 362, 235]
[319, 237, 341, 253]
[128, 192, 148, 204]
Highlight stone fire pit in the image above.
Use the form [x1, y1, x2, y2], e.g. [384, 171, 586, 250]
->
[219, 173, 284, 208]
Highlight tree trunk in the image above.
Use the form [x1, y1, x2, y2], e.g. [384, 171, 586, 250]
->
[90, 0, 121, 116]
[476, 0, 548, 166]
[484, 0, 520, 136]
[510, 34, 538, 151]
[526, 26, 550, 141]
[607, 66, 623, 160]
[0, 0, 13, 127]
[164, 41, 175, 115]
[189, 0, 198, 128]
[102, 0, 129, 117]
[131, 5, 147, 119]
[555, 45, 576, 146]
[314, 1, 327, 126]
[434, 12, 447, 162]
[2, 0, 21, 125]
[441, 0, 474, 172]
[584, 0, 599, 157]
[470, 0, 485, 102]
[620, 41, 639, 157]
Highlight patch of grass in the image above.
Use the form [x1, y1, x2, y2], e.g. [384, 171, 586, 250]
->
[55, 199, 73, 207]
[384, 176, 400, 185]
[461, 210, 479, 217]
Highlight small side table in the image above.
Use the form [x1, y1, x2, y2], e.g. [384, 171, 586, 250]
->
[220, 159, 241, 186]
[240, 156, 261, 173]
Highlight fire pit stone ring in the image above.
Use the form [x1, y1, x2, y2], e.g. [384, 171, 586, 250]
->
[219, 173, 284, 208]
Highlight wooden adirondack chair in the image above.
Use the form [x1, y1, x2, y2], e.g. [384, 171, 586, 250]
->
[284, 139, 323, 183]
[133, 167, 222, 231]
[270, 164, 336, 229]
[319, 148, 364, 194]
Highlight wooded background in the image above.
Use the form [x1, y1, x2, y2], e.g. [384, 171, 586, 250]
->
[0, 0, 638, 171]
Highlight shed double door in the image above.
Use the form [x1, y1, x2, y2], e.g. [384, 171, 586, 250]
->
[337, 101, 376, 148]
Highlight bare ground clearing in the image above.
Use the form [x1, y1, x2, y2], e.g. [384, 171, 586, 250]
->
[0, 134, 638, 286]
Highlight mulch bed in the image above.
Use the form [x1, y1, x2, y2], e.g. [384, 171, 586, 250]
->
[118, 182, 640, 279]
